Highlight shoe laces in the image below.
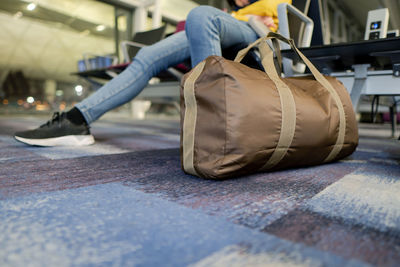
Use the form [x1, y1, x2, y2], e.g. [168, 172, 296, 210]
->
[40, 112, 66, 128]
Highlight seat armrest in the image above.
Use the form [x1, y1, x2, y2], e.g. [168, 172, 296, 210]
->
[120, 41, 147, 63]
[248, 4, 313, 48]
[277, 3, 314, 76]
[248, 16, 271, 37]
[277, 3, 314, 48]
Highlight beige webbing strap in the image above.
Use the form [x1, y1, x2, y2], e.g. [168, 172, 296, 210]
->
[271, 38, 282, 74]
[287, 40, 346, 162]
[234, 36, 267, 63]
[259, 41, 297, 170]
[262, 32, 346, 162]
[182, 61, 206, 176]
[234, 36, 282, 75]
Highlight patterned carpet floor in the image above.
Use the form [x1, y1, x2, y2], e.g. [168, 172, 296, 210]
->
[0, 114, 399, 266]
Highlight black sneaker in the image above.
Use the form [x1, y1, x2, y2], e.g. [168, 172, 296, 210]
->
[14, 112, 95, 146]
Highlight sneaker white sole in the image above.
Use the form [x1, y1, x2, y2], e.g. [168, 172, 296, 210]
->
[15, 135, 95, 147]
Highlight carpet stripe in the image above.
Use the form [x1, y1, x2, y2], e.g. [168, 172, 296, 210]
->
[307, 171, 400, 232]
[0, 183, 367, 267]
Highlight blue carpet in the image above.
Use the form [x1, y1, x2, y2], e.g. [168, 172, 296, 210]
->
[0, 115, 399, 266]
[0, 183, 366, 267]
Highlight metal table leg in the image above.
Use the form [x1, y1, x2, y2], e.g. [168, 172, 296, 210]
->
[350, 64, 370, 111]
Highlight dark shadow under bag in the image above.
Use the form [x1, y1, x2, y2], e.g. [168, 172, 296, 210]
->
[180, 32, 358, 179]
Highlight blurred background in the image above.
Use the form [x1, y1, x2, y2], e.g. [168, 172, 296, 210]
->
[0, 0, 399, 119]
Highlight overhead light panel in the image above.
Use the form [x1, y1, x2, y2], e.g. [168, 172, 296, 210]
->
[27, 3, 36, 11]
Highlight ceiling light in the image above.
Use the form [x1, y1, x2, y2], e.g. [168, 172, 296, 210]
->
[96, 25, 106, 31]
[27, 3, 36, 11]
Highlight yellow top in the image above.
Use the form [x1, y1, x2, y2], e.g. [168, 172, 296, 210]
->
[231, 0, 292, 31]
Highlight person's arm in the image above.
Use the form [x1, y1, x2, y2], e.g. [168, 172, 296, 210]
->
[231, 0, 291, 28]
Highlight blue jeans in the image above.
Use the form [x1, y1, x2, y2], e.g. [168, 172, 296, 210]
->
[76, 6, 259, 124]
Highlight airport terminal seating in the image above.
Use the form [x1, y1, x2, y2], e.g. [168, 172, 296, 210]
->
[75, 24, 185, 82]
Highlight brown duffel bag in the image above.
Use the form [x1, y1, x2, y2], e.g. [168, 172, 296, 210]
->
[180, 32, 358, 179]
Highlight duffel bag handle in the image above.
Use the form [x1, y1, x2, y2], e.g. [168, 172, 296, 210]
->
[235, 32, 347, 164]
[235, 32, 337, 97]
[260, 32, 335, 93]
[262, 32, 346, 163]
[234, 35, 281, 73]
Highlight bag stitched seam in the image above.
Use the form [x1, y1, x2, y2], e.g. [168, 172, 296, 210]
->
[213, 56, 228, 174]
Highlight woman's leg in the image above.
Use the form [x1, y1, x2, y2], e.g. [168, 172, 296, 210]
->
[76, 31, 190, 124]
[185, 6, 259, 67]
[76, 6, 259, 124]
